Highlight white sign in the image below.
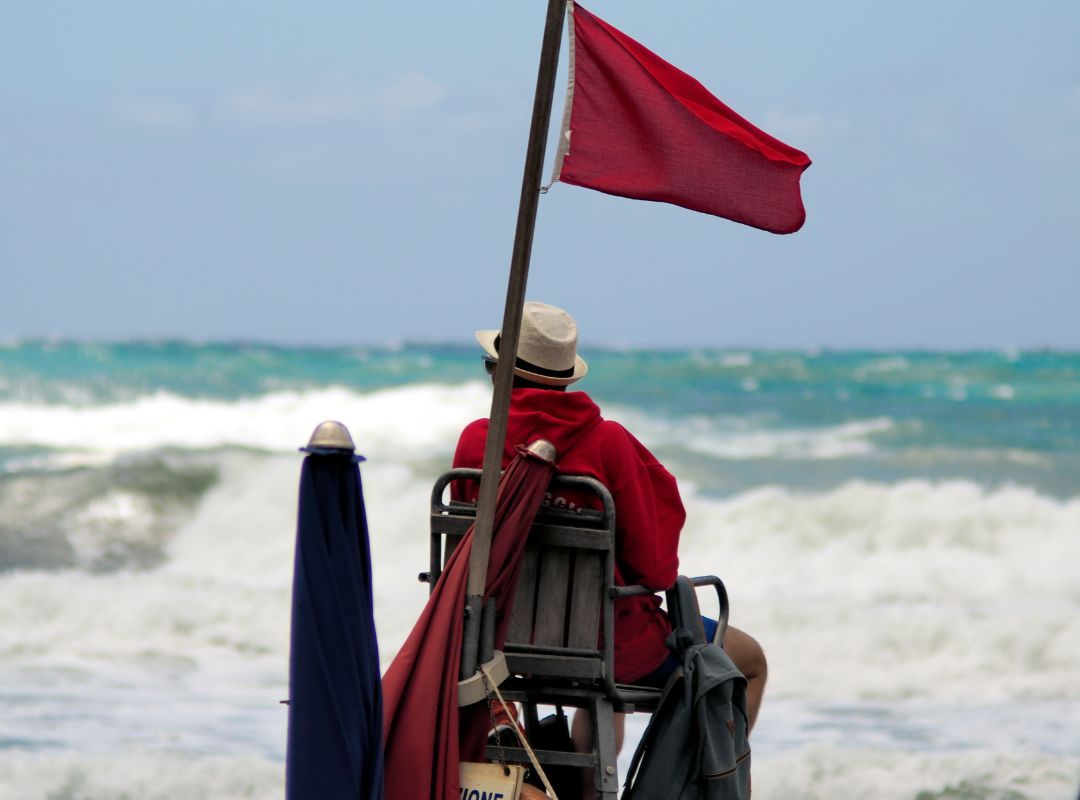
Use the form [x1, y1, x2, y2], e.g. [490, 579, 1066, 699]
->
[458, 762, 526, 800]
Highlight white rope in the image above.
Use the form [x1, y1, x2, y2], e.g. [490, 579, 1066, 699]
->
[481, 664, 560, 800]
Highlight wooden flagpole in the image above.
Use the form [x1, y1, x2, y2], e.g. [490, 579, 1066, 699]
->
[460, 0, 568, 680]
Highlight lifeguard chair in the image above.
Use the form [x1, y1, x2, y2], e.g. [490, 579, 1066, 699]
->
[425, 468, 730, 799]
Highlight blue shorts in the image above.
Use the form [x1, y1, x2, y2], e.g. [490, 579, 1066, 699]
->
[636, 616, 718, 688]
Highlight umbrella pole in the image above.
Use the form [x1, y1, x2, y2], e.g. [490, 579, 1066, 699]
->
[461, 0, 568, 681]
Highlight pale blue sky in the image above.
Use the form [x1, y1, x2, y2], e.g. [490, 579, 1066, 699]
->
[2, 1, 1078, 348]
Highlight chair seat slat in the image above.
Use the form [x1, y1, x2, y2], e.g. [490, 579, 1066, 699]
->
[506, 548, 539, 642]
[532, 548, 571, 647]
[567, 551, 604, 649]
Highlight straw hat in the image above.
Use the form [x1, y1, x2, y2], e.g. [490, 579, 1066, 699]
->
[476, 301, 588, 386]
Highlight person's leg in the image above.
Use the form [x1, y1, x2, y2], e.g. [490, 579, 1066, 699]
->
[722, 625, 767, 733]
[571, 708, 625, 800]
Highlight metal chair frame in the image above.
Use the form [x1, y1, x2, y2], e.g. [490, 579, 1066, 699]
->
[425, 468, 729, 799]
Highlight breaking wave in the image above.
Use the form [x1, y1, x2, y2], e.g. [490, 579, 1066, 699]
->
[0, 383, 491, 460]
[0, 455, 217, 572]
[664, 415, 895, 460]
[2, 462, 1077, 705]
[1, 351, 1077, 798]
[0, 741, 1075, 800]
[678, 480, 1080, 703]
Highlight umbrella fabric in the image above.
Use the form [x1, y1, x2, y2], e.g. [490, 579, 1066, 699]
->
[382, 446, 556, 800]
[286, 452, 384, 800]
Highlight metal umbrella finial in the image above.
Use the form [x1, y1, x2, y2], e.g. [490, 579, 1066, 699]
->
[524, 439, 557, 464]
[300, 421, 365, 461]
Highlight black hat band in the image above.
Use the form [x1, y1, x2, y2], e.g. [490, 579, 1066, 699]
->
[493, 334, 576, 378]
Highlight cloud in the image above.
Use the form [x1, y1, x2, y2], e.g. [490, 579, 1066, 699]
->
[113, 98, 194, 130]
[372, 72, 446, 118]
[111, 73, 449, 131]
[220, 73, 446, 126]
[762, 109, 850, 150]
[220, 78, 366, 125]
[446, 110, 513, 132]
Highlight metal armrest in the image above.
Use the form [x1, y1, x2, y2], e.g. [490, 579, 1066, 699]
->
[611, 577, 729, 645]
[688, 575, 729, 645]
[665, 575, 730, 647]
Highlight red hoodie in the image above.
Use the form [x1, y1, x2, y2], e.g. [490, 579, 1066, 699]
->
[452, 387, 684, 683]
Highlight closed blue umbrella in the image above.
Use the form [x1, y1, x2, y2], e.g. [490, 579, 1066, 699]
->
[286, 421, 383, 800]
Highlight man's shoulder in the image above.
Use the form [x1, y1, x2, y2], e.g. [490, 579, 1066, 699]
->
[576, 418, 645, 469]
[460, 417, 489, 436]
[591, 417, 641, 448]
[453, 418, 489, 468]
[588, 417, 669, 474]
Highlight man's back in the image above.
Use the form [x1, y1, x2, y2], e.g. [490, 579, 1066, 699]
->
[453, 386, 685, 683]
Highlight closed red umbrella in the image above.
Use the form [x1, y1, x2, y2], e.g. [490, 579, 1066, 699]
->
[382, 441, 557, 800]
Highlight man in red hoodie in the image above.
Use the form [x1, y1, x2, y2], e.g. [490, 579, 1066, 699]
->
[452, 301, 766, 790]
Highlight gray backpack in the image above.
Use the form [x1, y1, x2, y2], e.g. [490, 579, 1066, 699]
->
[622, 641, 751, 799]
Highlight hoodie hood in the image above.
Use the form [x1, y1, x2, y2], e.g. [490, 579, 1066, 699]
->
[502, 388, 603, 462]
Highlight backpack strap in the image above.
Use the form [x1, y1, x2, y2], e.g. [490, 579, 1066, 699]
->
[621, 665, 685, 794]
[666, 576, 708, 649]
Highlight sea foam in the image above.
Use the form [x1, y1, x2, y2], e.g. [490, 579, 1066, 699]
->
[0, 752, 283, 800]
[0, 383, 491, 460]
[1, 382, 903, 465]
[0, 742, 1076, 800]
[607, 405, 896, 460]
[1, 366, 1077, 797]
[678, 480, 1080, 703]
[4, 459, 1077, 710]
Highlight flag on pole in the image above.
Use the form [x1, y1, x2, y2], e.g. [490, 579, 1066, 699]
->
[551, 2, 812, 234]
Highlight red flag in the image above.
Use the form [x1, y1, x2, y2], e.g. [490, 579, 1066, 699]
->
[552, 3, 811, 233]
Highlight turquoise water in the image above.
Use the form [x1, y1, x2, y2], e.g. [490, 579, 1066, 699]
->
[0, 340, 1078, 798]
[3, 341, 1078, 494]
[5, 341, 1078, 414]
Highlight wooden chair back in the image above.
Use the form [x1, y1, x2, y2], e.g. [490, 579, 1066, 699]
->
[428, 468, 617, 687]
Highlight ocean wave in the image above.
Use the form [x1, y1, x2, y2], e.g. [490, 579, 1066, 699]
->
[0, 455, 217, 572]
[0, 383, 902, 468]
[0, 451, 429, 666]
[2, 460, 1077, 709]
[0, 383, 491, 459]
[612, 408, 897, 460]
[749, 746, 1077, 800]
[0, 468, 1077, 795]
[854, 355, 911, 376]
[0, 752, 283, 800]
[0, 741, 1074, 800]
[677, 479, 1080, 703]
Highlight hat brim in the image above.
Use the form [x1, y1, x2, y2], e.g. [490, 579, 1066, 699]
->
[475, 329, 587, 387]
